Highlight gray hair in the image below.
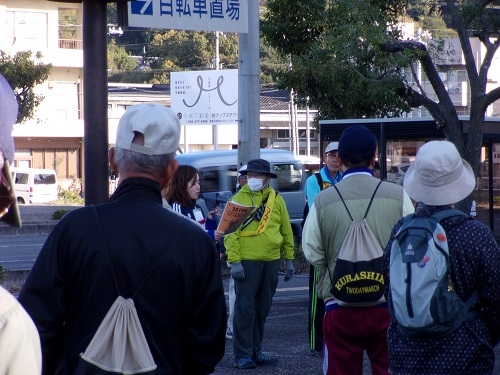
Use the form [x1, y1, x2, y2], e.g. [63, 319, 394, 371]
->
[114, 146, 175, 178]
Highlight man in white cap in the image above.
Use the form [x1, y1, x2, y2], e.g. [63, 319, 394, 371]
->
[236, 164, 247, 192]
[19, 103, 227, 374]
[384, 140, 500, 374]
[302, 141, 343, 357]
[0, 73, 42, 374]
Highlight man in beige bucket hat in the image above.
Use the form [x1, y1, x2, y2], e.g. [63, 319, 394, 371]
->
[384, 140, 500, 374]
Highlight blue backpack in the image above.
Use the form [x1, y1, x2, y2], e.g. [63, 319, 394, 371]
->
[388, 208, 477, 338]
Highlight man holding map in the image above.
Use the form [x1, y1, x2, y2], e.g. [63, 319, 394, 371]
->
[224, 158, 295, 369]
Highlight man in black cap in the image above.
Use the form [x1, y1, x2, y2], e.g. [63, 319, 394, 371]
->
[225, 158, 295, 369]
[302, 125, 414, 375]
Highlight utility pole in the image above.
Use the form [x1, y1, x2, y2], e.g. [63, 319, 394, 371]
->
[238, 0, 260, 167]
[213, 31, 220, 151]
[288, 56, 297, 154]
[83, 0, 108, 205]
[306, 97, 311, 156]
[50, 0, 109, 205]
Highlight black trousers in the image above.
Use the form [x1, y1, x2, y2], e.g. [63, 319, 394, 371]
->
[308, 264, 325, 352]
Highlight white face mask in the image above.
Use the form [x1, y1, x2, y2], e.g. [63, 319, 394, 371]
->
[247, 177, 265, 192]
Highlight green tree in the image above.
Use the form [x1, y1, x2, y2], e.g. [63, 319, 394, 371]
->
[59, 8, 78, 41]
[108, 39, 138, 72]
[218, 32, 239, 69]
[260, 42, 286, 84]
[406, 1, 455, 39]
[262, 0, 500, 212]
[0, 51, 52, 123]
[148, 30, 213, 70]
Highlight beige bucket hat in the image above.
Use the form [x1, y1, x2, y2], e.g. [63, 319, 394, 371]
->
[403, 140, 475, 206]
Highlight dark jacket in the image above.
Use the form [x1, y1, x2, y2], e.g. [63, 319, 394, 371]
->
[384, 206, 500, 374]
[18, 177, 227, 375]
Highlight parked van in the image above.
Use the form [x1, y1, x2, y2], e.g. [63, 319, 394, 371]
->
[11, 168, 58, 204]
[175, 149, 305, 244]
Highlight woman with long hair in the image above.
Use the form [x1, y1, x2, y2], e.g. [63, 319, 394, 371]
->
[165, 165, 223, 241]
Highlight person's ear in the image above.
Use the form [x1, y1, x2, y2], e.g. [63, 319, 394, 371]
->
[337, 155, 346, 171]
[165, 159, 178, 182]
[369, 154, 376, 168]
[159, 159, 178, 191]
[108, 147, 118, 174]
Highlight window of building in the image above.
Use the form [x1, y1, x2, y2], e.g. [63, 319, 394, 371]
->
[298, 129, 316, 139]
[7, 11, 48, 49]
[277, 129, 290, 139]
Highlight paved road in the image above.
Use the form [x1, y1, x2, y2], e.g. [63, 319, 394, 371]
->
[0, 235, 46, 271]
[0, 204, 78, 271]
[2, 205, 500, 373]
[217, 277, 500, 375]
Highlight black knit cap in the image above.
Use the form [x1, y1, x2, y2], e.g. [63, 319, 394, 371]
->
[338, 125, 377, 164]
[240, 158, 277, 178]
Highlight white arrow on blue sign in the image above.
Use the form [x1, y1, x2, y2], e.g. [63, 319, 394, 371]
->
[127, 0, 248, 33]
[131, 0, 153, 15]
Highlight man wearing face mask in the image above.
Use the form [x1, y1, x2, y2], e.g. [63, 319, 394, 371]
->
[224, 159, 295, 370]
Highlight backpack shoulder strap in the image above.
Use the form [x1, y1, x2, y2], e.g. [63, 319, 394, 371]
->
[333, 180, 383, 221]
[315, 172, 324, 191]
[332, 184, 353, 221]
[432, 208, 468, 223]
[92, 205, 120, 296]
[363, 180, 383, 219]
[92, 205, 183, 298]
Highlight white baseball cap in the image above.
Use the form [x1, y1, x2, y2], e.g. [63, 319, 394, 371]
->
[325, 142, 339, 154]
[238, 164, 247, 178]
[115, 103, 180, 155]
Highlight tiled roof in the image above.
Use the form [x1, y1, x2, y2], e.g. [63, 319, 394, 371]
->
[108, 84, 293, 111]
[260, 89, 291, 111]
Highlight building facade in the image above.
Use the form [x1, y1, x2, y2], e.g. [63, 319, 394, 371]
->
[1, 2, 498, 187]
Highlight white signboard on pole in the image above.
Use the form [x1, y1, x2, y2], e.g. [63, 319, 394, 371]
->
[171, 69, 238, 125]
[128, 0, 248, 33]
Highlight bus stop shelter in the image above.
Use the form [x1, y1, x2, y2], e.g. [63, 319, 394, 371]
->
[319, 116, 500, 238]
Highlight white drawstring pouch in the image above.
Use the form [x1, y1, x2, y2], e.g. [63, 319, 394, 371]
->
[76, 296, 157, 374]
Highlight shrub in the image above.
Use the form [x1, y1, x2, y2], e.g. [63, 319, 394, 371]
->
[52, 209, 71, 220]
[57, 179, 84, 205]
[494, 196, 500, 206]
[0, 265, 6, 283]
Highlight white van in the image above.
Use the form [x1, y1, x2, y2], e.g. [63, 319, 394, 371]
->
[11, 168, 59, 204]
[175, 149, 305, 245]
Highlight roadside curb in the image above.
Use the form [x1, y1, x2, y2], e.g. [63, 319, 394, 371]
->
[1, 270, 30, 294]
[0, 222, 56, 236]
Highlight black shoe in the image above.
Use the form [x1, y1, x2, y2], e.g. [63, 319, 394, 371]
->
[234, 357, 257, 369]
[253, 353, 278, 366]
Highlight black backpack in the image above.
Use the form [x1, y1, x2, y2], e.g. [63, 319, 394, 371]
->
[301, 173, 324, 228]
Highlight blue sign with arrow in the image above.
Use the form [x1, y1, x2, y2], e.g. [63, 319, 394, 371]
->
[131, 0, 153, 16]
